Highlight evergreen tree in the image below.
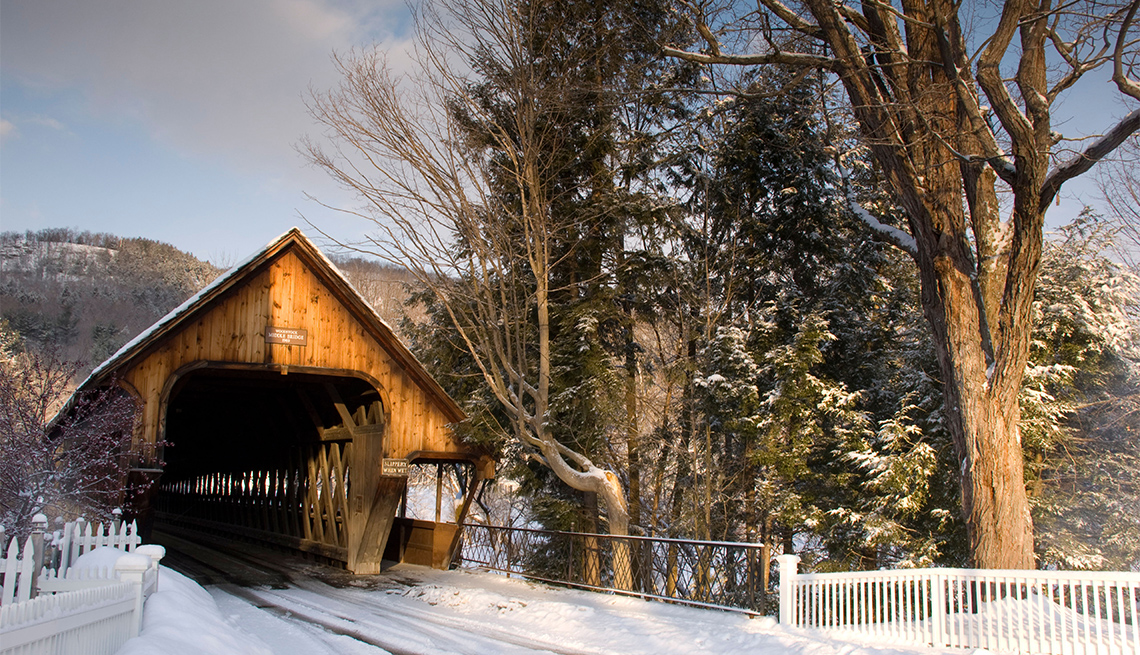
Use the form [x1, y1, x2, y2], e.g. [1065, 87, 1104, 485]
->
[1026, 212, 1140, 569]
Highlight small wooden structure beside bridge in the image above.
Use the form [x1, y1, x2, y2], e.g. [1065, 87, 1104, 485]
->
[75, 228, 493, 574]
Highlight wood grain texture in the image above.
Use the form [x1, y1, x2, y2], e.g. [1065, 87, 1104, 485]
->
[106, 242, 468, 461]
[85, 230, 489, 572]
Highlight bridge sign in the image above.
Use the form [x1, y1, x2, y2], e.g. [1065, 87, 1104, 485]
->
[265, 326, 308, 346]
[381, 458, 408, 477]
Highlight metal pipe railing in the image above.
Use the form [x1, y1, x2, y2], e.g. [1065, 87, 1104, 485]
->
[458, 523, 773, 615]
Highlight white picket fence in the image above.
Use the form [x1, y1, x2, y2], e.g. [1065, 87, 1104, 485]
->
[1, 517, 141, 606]
[777, 555, 1140, 655]
[0, 517, 162, 655]
[53, 517, 142, 573]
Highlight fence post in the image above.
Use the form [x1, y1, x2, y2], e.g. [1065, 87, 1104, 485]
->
[29, 513, 48, 599]
[135, 545, 166, 596]
[776, 554, 800, 625]
[114, 554, 151, 637]
[931, 570, 947, 647]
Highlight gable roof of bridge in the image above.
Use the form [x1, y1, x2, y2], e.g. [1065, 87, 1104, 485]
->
[81, 227, 465, 423]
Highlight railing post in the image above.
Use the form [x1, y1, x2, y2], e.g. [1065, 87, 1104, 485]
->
[777, 553, 800, 625]
[114, 554, 151, 637]
[135, 545, 166, 597]
[29, 513, 48, 599]
[931, 570, 947, 647]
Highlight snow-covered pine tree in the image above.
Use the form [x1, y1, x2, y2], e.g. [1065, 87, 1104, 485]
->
[1025, 212, 1140, 569]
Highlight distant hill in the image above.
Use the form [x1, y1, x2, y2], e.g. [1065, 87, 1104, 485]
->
[330, 255, 424, 329]
[0, 229, 420, 373]
[0, 229, 222, 370]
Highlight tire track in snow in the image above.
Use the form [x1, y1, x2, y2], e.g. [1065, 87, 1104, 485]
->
[155, 527, 600, 654]
[249, 581, 605, 655]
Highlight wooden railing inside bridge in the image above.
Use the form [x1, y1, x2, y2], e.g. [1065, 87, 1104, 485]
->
[157, 442, 352, 561]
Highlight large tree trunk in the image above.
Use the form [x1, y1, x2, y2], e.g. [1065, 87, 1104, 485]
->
[801, 0, 1042, 569]
[924, 250, 1036, 569]
[662, 0, 1140, 573]
[533, 277, 634, 587]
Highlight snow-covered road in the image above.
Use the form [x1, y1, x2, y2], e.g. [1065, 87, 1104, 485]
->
[117, 528, 961, 655]
[198, 566, 962, 655]
[209, 572, 601, 655]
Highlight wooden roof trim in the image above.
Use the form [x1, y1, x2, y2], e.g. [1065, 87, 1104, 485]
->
[79, 228, 466, 424]
[285, 234, 466, 423]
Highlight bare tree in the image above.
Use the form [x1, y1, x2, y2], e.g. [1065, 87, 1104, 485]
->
[664, 0, 1140, 568]
[303, 0, 633, 573]
[1098, 135, 1140, 268]
[0, 326, 142, 539]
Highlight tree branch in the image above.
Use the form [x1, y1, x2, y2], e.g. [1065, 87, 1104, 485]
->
[660, 46, 836, 69]
[1040, 108, 1140, 211]
[975, 0, 1035, 151]
[757, 0, 825, 38]
[837, 163, 918, 256]
[1113, 0, 1140, 101]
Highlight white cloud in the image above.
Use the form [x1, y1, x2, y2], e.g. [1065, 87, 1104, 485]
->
[0, 0, 409, 177]
[0, 118, 15, 141]
[26, 116, 66, 131]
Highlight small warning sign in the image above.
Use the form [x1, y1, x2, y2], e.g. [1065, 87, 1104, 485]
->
[381, 458, 408, 477]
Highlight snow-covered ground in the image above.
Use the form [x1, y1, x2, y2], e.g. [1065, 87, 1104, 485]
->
[109, 550, 966, 655]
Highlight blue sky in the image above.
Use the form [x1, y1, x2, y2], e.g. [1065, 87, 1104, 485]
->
[0, 1, 1136, 264]
[1, 0, 414, 264]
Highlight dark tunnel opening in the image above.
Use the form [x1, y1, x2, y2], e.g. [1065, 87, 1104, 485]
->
[160, 368, 382, 482]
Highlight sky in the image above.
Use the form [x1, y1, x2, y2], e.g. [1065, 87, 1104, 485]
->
[1, 1, 1137, 265]
[0, 0, 415, 265]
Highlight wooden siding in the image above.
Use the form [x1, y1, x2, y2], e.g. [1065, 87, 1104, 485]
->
[120, 248, 463, 460]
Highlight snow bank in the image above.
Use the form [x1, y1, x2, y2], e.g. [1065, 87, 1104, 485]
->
[398, 568, 959, 655]
[117, 566, 274, 655]
[117, 566, 273, 655]
[72, 546, 132, 573]
[74, 550, 972, 655]
[73, 548, 273, 655]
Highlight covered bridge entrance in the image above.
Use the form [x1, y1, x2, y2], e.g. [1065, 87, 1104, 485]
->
[76, 229, 492, 573]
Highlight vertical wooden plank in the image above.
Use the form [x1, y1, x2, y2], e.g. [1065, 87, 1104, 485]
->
[240, 282, 255, 360]
[318, 445, 339, 547]
[264, 469, 275, 533]
[255, 470, 264, 532]
[291, 448, 307, 541]
[253, 470, 265, 532]
[199, 306, 216, 361]
[306, 447, 323, 545]
[267, 469, 280, 535]
[294, 260, 311, 366]
[220, 285, 237, 360]
[231, 472, 240, 529]
[251, 470, 262, 531]
[304, 267, 320, 367]
[267, 260, 285, 364]
[327, 444, 344, 547]
[250, 271, 269, 363]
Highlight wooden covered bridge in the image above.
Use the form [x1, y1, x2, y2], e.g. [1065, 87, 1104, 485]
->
[76, 228, 493, 574]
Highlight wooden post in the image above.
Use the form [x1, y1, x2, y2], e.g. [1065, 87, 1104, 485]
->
[445, 475, 484, 568]
[345, 410, 401, 574]
[435, 463, 443, 523]
[760, 540, 771, 615]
